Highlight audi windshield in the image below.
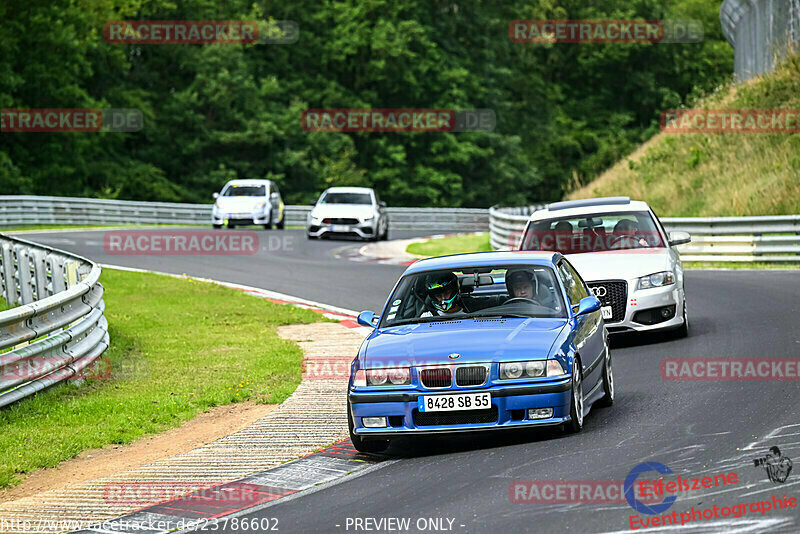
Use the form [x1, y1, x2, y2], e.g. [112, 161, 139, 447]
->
[521, 211, 666, 254]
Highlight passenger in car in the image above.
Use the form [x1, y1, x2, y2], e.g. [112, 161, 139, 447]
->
[505, 269, 558, 310]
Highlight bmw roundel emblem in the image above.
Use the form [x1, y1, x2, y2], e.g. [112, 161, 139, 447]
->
[448, 353, 461, 360]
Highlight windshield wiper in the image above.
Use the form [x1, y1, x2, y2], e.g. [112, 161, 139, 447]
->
[470, 313, 532, 319]
[388, 315, 469, 327]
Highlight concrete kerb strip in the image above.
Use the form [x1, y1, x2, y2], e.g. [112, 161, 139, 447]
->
[0, 267, 381, 534]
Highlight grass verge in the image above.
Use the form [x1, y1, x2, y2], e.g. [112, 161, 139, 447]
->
[406, 233, 492, 257]
[0, 268, 327, 489]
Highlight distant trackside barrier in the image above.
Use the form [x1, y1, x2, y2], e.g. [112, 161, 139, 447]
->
[0, 196, 488, 232]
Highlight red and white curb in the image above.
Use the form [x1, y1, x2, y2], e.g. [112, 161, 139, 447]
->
[69, 442, 392, 534]
[336, 232, 487, 266]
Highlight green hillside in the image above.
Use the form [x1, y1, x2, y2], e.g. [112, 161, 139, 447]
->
[567, 52, 800, 216]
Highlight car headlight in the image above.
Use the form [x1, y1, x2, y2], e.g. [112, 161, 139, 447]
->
[637, 271, 675, 290]
[256, 201, 267, 210]
[500, 360, 565, 379]
[352, 367, 410, 387]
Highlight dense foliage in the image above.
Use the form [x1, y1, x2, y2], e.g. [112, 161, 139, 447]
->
[0, 0, 732, 206]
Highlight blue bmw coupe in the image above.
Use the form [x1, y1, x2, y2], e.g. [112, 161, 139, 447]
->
[347, 251, 613, 453]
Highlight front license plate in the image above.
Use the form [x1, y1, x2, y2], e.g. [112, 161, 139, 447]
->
[418, 392, 491, 412]
[601, 306, 613, 319]
[331, 224, 349, 232]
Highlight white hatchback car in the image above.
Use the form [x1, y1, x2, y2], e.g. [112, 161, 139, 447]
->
[212, 179, 284, 229]
[307, 187, 388, 241]
[519, 197, 691, 336]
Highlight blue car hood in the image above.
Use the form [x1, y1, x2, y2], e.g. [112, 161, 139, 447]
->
[361, 318, 568, 367]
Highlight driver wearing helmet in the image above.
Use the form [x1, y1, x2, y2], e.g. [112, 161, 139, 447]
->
[421, 272, 466, 316]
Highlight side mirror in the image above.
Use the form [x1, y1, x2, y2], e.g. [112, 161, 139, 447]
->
[668, 231, 691, 246]
[575, 296, 601, 316]
[270, 192, 280, 200]
[310, 200, 318, 206]
[212, 192, 220, 199]
[357, 310, 378, 328]
[379, 200, 387, 207]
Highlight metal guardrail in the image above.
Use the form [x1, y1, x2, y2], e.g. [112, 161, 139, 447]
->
[489, 206, 800, 262]
[0, 234, 108, 408]
[0, 196, 488, 232]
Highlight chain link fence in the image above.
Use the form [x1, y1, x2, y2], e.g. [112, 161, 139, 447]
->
[721, 0, 800, 80]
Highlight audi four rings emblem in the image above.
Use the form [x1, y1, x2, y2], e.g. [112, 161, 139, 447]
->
[592, 286, 607, 297]
[448, 353, 461, 359]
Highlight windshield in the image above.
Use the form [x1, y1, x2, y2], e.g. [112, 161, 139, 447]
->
[380, 265, 567, 327]
[320, 192, 372, 205]
[222, 185, 266, 197]
[521, 211, 665, 254]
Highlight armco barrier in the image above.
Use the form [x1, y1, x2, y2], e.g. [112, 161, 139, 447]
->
[0, 196, 488, 232]
[490, 206, 800, 262]
[0, 234, 108, 407]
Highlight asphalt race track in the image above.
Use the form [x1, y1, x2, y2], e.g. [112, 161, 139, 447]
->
[20, 228, 800, 533]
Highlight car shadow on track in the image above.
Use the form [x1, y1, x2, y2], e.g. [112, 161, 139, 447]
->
[384, 427, 562, 458]
[608, 316, 710, 349]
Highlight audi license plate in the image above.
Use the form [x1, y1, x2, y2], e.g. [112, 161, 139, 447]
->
[331, 224, 349, 232]
[601, 306, 613, 319]
[418, 392, 491, 412]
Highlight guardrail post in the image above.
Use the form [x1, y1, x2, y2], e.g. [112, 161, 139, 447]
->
[16, 246, 34, 304]
[31, 249, 48, 300]
[48, 254, 67, 295]
[1, 243, 16, 306]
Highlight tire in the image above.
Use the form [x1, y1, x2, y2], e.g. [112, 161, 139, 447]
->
[674, 299, 689, 338]
[263, 224, 272, 230]
[563, 358, 584, 434]
[228, 221, 236, 229]
[597, 349, 615, 407]
[213, 224, 222, 229]
[348, 405, 390, 453]
[276, 214, 285, 229]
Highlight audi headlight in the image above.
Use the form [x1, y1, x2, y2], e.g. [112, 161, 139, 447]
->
[500, 360, 565, 379]
[637, 271, 675, 290]
[352, 367, 410, 387]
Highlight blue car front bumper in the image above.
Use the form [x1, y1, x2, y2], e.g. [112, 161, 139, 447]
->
[348, 379, 573, 438]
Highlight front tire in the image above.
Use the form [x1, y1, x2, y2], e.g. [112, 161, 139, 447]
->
[675, 299, 689, 338]
[563, 359, 584, 434]
[213, 224, 223, 229]
[276, 214, 285, 229]
[348, 406, 389, 453]
[597, 349, 614, 407]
